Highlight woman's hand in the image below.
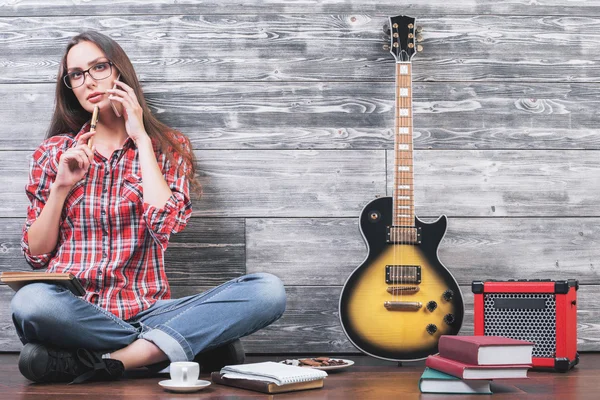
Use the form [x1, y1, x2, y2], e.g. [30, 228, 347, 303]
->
[107, 81, 150, 144]
[54, 131, 95, 189]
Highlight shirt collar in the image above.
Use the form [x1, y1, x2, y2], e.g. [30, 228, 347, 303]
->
[73, 120, 143, 151]
[72, 120, 92, 142]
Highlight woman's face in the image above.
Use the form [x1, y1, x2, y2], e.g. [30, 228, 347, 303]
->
[65, 41, 119, 114]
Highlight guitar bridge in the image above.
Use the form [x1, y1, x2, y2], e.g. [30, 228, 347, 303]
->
[385, 265, 421, 284]
[387, 286, 420, 294]
[384, 301, 423, 311]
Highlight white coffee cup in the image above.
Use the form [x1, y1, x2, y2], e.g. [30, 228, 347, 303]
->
[170, 361, 200, 386]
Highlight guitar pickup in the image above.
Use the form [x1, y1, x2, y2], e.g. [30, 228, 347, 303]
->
[386, 226, 421, 244]
[385, 265, 421, 284]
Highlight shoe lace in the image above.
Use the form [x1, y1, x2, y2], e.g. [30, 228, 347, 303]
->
[69, 349, 111, 384]
[45, 348, 82, 382]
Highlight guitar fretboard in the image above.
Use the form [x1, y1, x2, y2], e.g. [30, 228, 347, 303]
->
[393, 62, 415, 228]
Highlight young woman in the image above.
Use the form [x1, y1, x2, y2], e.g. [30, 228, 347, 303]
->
[10, 31, 286, 384]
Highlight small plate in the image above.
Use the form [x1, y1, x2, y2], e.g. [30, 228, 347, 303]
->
[159, 379, 211, 392]
[280, 358, 355, 371]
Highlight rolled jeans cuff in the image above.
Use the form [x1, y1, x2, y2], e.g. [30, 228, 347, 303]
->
[139, 324, 195, 362]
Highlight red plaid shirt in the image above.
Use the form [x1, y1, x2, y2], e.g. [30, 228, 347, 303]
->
[21, 121, 193, 320]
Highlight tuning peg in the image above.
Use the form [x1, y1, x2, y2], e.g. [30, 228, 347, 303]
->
[417, 34, 423, 42]
[383, 44, 390, 51]
[383, 23, 390, 35]
[417, 44, 424, 52]
[416, 25, 423, 33]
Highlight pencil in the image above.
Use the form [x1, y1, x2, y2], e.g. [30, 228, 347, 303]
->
[88, 105, 99, 148]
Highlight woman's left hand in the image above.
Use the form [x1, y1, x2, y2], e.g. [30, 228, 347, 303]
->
[107, 81, 149, 143]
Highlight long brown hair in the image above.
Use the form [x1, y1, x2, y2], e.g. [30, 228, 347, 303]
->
[47, 31, 201, 195]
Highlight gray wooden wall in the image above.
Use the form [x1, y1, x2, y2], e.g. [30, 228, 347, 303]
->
[1, 1, 600, 354]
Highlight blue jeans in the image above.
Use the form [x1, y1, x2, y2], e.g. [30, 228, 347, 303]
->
[10, 273, 286, 363]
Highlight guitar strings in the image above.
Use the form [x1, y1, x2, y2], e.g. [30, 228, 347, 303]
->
[396, 60, 415, 309]
[393, 60, 398, 306]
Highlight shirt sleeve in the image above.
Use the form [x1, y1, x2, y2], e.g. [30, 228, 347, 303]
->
[142, 136, 193, 249]
[21, 143, 61, 269]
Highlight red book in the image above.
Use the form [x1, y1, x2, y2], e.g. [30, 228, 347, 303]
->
[425, 355, 530, 380]
[438, 335, 533, 366]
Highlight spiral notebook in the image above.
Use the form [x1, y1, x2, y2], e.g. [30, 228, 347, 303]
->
[220, 362, 327, 386]
[214, 362, 327, 394]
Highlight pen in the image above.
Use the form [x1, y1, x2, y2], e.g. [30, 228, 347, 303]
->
[88, 105, 99, 148]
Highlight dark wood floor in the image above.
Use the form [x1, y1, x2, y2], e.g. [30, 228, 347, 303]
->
[1, 352, 598, 399]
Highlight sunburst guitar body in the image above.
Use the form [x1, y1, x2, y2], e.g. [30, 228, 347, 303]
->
[339, 15, 464, 362]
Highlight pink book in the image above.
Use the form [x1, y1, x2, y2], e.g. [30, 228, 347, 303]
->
[438, 335, 533, 366]
[425, 355, 531, 380]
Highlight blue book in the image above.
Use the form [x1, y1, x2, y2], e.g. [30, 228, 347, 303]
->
[419, 368, 492, 394]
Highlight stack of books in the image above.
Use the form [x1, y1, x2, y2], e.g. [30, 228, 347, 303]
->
[419, 336, 533, 394]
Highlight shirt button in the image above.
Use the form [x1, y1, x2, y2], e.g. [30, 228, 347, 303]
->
[101, 210, 106, 215]
[98, 270, 103, 276]
[102, 252, 108, 258]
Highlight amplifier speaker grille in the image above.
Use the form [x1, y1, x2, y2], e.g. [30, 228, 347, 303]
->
[484, 293, 556, 358]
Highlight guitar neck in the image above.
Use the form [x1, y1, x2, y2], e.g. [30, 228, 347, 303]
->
[392, 62, 415, 227]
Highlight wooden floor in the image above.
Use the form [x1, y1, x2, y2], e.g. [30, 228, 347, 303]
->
[1, 353, 599, 399]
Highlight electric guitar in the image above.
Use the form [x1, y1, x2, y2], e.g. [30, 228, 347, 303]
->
[339, 15, 464, 362]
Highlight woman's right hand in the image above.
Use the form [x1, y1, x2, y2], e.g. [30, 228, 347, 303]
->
[54, 131, 96, 189]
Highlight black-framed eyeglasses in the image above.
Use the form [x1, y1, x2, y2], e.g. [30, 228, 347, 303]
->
[63, 61, 114, 89]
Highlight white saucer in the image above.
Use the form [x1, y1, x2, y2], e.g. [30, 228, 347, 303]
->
[312, 359, 355, 371]
[280, 358, 355, 371]
[159, 379, 211, 392]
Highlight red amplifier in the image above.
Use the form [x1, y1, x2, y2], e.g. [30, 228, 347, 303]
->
[472, 279, 578, 372]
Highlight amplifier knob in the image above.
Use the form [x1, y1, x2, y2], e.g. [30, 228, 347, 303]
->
[442, 289, 454, 301]
[426, 301, 438, 312]
[426, 323, 438, 335]
[444, 313, 455, 325]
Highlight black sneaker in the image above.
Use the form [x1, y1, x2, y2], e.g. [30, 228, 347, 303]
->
[194, 339, 246, 373]
[145, 339, 246, 375]
[18, 343, 125, 384]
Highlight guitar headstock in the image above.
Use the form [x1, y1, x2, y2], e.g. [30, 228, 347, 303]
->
[384, 15, 423, 63]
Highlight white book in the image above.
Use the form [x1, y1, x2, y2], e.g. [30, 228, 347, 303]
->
[220, 361, 327, 386]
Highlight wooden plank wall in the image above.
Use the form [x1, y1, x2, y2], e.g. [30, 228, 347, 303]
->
[1, 1, 600, 354]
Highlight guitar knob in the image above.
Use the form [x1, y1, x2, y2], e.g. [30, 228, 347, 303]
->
[383, 44, 390, 51]
[444, 313, 455, 325]
[383, 23, 391, 35]
[426, 324, 438, 335]
[426, 301, 438, 312]
[442, 289, 454, 301]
